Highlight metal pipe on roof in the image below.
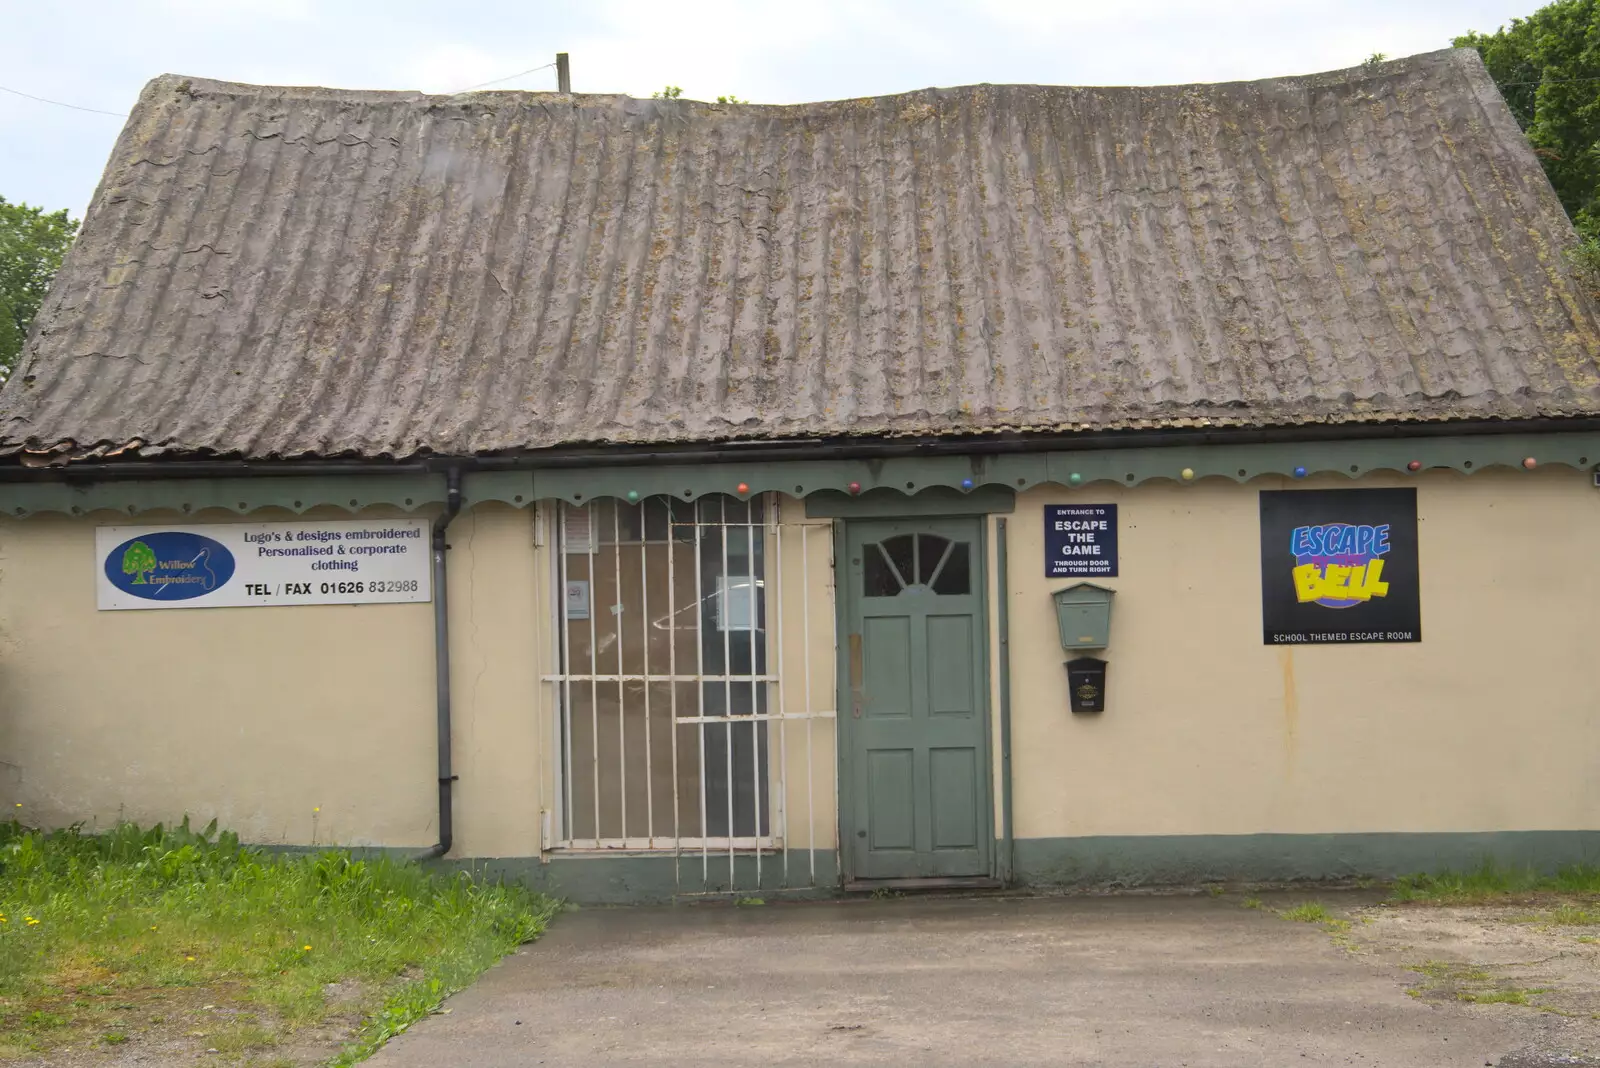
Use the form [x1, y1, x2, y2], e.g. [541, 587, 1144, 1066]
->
[415, 466, 463, 862]
[456, 417, 1600, 468]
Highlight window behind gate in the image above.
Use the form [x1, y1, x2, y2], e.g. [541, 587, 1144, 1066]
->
[552, 494, 776, 849]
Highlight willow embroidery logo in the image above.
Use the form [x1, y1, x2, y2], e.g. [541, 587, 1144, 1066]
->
[1289, 522, 1391, 607]
[104, 532, 236, 601]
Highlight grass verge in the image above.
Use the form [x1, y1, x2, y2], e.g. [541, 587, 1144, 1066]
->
[0, 819, 558, 1064]
[1280, 902, 1332, 924]
[1391, 860, 1600, 903]
[1404, 959, 1552, 1009]
[1276, 900, 1356, 951]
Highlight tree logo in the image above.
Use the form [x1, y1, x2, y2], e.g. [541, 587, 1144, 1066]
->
[103, 531, 236, 603]
[121, 540, 156, 584]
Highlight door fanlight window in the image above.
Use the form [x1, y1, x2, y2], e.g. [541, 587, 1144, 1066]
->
[862, 534, 971, 596]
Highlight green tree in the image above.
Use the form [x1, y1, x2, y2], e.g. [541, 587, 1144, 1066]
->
[122, 541, 156, 585]
[0, 196, 79, 377]
[1455, 0, 1600, 241]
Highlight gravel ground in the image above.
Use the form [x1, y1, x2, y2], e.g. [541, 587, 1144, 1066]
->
[20, 889, 1598, 1066]
[368, 890, 1600, 1068]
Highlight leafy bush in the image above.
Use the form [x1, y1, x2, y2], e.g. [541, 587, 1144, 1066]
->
[1571, 236, 1600, 300]
[1456, 0, 1600, 242]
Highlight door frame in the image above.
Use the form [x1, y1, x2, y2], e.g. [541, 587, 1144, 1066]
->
[833, 515, 996, 886]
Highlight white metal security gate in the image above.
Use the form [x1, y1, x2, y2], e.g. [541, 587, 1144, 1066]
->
[546, 493, 835, 892]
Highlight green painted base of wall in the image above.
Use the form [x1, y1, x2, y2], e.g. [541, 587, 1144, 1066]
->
[260, 844, 840, 905]
[451, 852, 841, 906]
[1011, 831, 1600, 888]
[455, 832, 1600, 903]
[261, 833, 1600, 905]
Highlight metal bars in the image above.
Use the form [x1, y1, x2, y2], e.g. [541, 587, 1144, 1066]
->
[546, 494, 835, 891]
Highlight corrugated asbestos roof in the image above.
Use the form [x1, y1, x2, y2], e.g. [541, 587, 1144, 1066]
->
[5, 49, 1599, 463]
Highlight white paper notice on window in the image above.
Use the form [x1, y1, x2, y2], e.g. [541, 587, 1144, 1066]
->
[716, 576, 758, 632]
[565, 579, 591, 620]
[563, 507, 594, 554]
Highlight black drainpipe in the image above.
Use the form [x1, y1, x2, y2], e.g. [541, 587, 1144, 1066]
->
[415, 467, 463, 862]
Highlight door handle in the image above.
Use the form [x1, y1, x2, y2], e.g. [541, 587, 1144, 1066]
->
[849, 633, 863, 719]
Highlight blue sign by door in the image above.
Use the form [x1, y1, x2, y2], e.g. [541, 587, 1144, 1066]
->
[1045, 504, 1117, 578]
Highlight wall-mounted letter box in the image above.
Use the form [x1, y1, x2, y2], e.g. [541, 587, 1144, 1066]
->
[1052, 581, 1114, 650]
[1066, 657, 1108, 713]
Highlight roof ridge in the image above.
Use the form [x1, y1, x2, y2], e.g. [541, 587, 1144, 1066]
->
[142, 47, 1476, 108]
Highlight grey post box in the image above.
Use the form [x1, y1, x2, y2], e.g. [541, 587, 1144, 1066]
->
[1052, 582, 1115, 650]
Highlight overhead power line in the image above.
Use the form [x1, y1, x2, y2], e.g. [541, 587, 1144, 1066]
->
[0, 83, 125, 118]
[451, 62, 557, 94]
[1, 60, 568, 117]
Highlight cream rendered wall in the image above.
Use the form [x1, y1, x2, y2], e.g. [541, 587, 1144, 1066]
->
[30, 468, 1580, 862]
[0, 502, 552, 858]
[0, 505, 436, 847]
[999, 468, 1600, 841]
[768, 498, 839, 853]
[445, 503, 548, 859]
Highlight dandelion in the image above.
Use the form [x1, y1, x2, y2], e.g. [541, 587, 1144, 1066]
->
[185, 956, 195, 962]
[150, 926, 157, 932]
[313, 807, 320, 814]
[0, 915, 7, 924]
[25, 917, 39, 926]
[302, 945, 312, 952]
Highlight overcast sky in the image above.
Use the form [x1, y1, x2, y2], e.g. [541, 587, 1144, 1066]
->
[3, 0, 1537, 219]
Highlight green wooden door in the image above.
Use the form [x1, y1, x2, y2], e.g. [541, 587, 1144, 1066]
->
[842, 517, 992, 881]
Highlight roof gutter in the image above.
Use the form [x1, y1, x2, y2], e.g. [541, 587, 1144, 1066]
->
[414, 466, 463, 863]
[3, 417, 1600, 481]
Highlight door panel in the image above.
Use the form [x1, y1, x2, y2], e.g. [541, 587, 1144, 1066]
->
[844, 517, 991, 882]
[867, 749, 916, 850]
[926, 615, 975, 715]
[929, 747, 980, 849]
[863, 617, 913, 719]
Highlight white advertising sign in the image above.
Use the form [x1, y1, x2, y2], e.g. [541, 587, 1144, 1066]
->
[95, 520, 431, 610]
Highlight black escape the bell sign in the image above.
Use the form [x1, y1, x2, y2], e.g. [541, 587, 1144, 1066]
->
[1258, 487, 1421, 645]
[1045, 504, 1117, 577]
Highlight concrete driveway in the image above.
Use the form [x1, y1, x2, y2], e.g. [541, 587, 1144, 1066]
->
[369, 892, 1595, 1067]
